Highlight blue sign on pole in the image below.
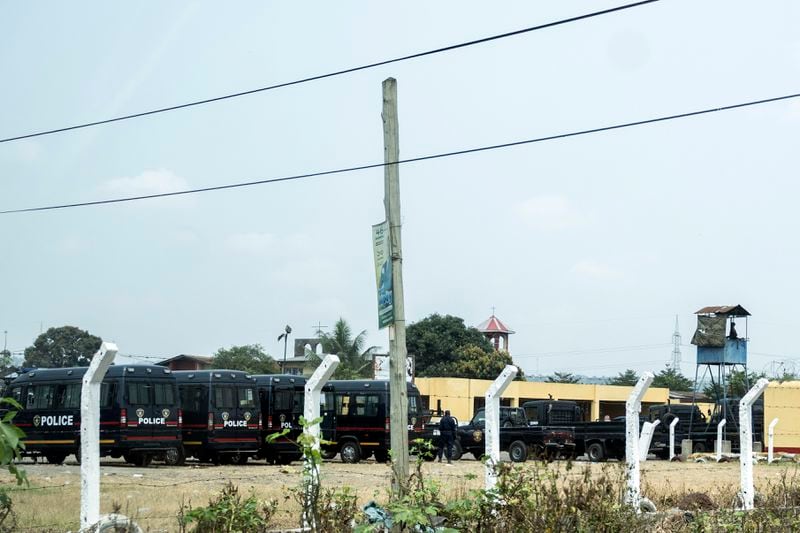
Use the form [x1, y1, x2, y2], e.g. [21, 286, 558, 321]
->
[372, 221, 394, 329]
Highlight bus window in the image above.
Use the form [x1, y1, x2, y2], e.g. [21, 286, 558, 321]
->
[238, 387, 256, 409]
[274, 390, 292, 411]
[127, 382, 151, 405]
[59, 383, 81, 409]
[100, 383, 116, 408]
[181, 385, 205, 412]
[9, 387, 22, 406]
[336, 394, 351, 416]
[292, 392, 303, 414]
[320, 392, 333, 412]
[214, 386, 236, 409]
[28, 384, 56, 409]
[354, 395, 380, 417]
[154, 383, 176, 405]
[408, 395, 418, 416]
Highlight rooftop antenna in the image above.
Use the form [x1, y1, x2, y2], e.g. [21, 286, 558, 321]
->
[671, 315, 682, 370]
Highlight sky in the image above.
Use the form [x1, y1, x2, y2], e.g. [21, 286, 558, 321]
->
[1, 1, 799, 379]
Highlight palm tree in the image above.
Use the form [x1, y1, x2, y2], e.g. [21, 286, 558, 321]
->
[310, 318, 378, 379]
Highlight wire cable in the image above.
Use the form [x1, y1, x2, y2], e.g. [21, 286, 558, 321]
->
[0, 1, 660, 144]
[2, 91, 797, 215]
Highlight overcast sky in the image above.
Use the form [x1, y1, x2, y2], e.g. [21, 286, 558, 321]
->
[2, 1, 799, 378]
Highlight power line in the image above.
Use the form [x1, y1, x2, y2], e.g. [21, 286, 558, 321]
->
[0, 1, 659, 144]
[3, 90, 798, 215]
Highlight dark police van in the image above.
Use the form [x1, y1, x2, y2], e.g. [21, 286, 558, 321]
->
[253, 374, 305, 465]
[320, 380, 426, 463]
[175, 370, 260, 464]
[8, 365, 182, 466]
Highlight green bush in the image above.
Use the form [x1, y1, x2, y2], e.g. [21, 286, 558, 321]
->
[178, 482, 277, 533]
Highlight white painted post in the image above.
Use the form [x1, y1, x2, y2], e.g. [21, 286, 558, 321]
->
[715, 419, 727, 461]
[302, 354, 339, 530]
[80, 342, 118, 531]
[638, 420, 660, 461]
[485, 365, 518, 490]
[669, 417, 680, 460]
[304, 355, 340, 450]
[625, 372, 654, 511]
[768, 418, 779, 464]
[739, 378, 770, 510]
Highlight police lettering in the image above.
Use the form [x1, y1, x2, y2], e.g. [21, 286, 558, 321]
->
[138, 417, 165, 425]
[39, 415, 73, 426]
[223, 420, 247, 428]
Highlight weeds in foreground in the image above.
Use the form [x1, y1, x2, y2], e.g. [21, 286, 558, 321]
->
[177, 482, 277, 533]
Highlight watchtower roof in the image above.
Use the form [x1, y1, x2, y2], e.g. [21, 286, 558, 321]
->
[695, 305, 750, 317]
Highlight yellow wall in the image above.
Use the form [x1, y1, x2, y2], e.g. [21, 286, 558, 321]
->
[415, 377, 669, 422]
[764, 381, 800, 452]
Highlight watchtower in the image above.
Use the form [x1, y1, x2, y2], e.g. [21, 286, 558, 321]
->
[689, 304, 750, 436]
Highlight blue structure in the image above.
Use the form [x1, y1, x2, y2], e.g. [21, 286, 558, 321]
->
[690, 305, 751, 439]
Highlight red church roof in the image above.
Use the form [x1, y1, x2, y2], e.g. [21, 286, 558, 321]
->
[477, 315, 515, 334]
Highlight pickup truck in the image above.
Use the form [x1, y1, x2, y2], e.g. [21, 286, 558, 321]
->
[421, 406, 575, 463]
[521, 400, 628, 462]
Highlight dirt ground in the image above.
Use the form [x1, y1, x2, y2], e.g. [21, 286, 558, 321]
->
[5, 455, 799, 532]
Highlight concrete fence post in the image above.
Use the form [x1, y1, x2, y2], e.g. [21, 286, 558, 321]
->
[716, 419, 727, 461]
[638, 420, 660, 462]
[739, 378, 770, 510]
[302, 354, 339, 530]
[80, 342, 118, 531]
[625, 372, 654, 511]
[669, 417, 680, 460]
[485, 365, 518, 490]
[768, 418, 779, 464]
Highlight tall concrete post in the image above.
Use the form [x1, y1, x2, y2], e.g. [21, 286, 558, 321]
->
[382, 77, 409, 496]
[625, 372, 654, 510]
[80, 342, 118, 531]
[485, 365, 518, 490]
[302, 355, 339, 530]
[739, 378, 769, 510]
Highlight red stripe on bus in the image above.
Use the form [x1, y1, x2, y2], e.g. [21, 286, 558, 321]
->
[209, 437, 258, 443]
[123, 435, 179, 441]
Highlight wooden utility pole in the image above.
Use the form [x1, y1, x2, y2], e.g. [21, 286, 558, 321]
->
[382, 77, 409, 495]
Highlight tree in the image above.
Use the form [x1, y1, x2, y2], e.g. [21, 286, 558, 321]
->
[447, 346, 516, 380]
[652, 365, 693, 391]
[0, 350, 11, 371]
[212, 344, 279, 374]
[406, 314, 495, 377]
[608, 369, 639, 386]
[704, 369, 766, 400]
[23, 326, 102, 368]
[311, 318, 377, 380]
[546, 372, 581, 384]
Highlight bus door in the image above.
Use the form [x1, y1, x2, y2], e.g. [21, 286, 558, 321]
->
[319, 389, 337, 444]
[271, 382, 301, 432]
[31, 382, 79, 449]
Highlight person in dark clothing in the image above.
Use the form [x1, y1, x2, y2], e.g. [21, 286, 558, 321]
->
[438, 410, 457, 464]
[729, 320, 739, 339]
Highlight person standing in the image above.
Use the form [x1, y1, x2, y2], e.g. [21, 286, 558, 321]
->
[438, 410, 457, 465]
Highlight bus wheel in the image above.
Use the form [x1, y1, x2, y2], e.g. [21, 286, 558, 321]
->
[134, 454, 153, 468]
[164, 446, 186, 466]
[508, 441, 528, 463]
[587, 442, 606, 462]
[340, 442, 361, 464]
[373, 449, 390, 463]
[231, 453, 248, 465]
[46, 454, 67, 465]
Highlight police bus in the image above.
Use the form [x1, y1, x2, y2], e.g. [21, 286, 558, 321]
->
[8, 365, 183, 466]
[253, 374, 305, 465]
[174, 370, 261, 464]
[320, 380, 426, 463]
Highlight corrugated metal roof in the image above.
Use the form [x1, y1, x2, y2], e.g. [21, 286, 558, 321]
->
[695, 305, 750, 317]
